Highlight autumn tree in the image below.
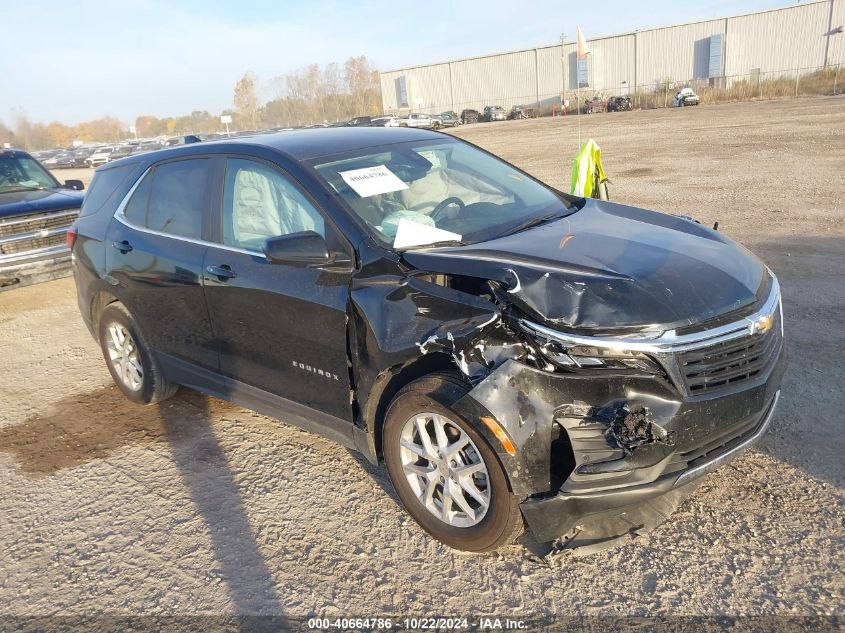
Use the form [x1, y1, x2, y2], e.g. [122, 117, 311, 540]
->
[234, 72, 260, 130]
[0, 121, 19, 147]
[263, 55, 383, 128]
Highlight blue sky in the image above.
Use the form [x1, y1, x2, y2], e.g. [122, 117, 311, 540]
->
[0, 0, 797, 125]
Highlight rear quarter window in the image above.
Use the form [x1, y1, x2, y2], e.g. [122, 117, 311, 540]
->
[79, 164, 137, 217]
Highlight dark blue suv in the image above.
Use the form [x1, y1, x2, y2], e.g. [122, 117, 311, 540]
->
[71, 128, 784, 553]
[0, 148, 85, 288]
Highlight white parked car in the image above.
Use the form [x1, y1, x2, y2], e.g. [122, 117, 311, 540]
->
[673, 87, 700, 107]
[398, 113, 434, 129]
[86, 146, 116, 167]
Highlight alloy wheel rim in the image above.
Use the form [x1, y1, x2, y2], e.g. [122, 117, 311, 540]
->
[106, 323, 143, 391]
[399, 412, 491, 528]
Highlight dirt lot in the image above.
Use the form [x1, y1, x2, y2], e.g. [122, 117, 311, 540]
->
[1, 97, 843, 628]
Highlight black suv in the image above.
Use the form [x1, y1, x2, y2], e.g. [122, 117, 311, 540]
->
[1, 149, 85, 288]
[71, 128, 785, 552]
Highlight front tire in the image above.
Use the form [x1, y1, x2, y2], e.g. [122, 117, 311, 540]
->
[98, 302, 178, 405]
[383, 372, 524, 552]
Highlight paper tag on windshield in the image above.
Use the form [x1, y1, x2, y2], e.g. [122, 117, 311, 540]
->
[339, 165, 409, 198]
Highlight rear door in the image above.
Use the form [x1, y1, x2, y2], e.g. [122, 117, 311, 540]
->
[201, 156, 354, 421]
[105, 156, 218, 371]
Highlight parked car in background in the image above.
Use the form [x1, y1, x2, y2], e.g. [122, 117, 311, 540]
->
[508, 105, 535, 120]
[108, 146, 136, 161]
[437, 112, 461, 128]
[348, 116, 376, 127]
[480, 105, 507, 122]
[87, 146, 116, 167]
[370, 116, 401, 127]
[584, 96, 606, 114]
[673, 87, 700, 107]
[398, 113, 434, 129]
[0, 148, 85, 289]
[460, 109, 480, 124]
[607, 95, 633, 112]
[53, 152, 79, 169]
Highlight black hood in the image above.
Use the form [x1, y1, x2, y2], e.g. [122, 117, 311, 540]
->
[0, 188, 84, 220]
[401, 199, 766, 331]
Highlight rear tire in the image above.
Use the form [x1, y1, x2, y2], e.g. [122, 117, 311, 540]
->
[383, 372, 524, 552]
[98, 302, 178, 405]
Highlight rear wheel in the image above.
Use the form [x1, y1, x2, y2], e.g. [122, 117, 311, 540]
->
[383, 372, 524, 552]
[98, 302, 178, 405]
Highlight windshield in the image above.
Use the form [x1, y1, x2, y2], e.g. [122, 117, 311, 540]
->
[0, 154, 59, 192]
[311, 138, 578, 249]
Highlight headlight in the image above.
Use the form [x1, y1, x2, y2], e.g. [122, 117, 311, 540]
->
[519, 320, 665, 373]
[536, 338, 662, 372]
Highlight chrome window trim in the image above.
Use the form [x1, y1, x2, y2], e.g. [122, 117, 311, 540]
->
[113, 165, 268, 259]
[518, 273, 781, 355]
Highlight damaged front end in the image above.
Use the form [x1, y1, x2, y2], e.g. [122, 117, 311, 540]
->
[349, 216, 785, 550]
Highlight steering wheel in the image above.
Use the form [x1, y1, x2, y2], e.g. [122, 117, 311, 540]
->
[430, 196, 465, 222]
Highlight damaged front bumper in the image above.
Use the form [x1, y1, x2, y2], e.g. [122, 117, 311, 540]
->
[453, 343, 786, 549]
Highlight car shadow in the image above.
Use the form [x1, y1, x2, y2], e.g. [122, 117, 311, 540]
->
[157, 391, 288, 629]
[346, 448, 402, 509]
[0, 386, 288, 629]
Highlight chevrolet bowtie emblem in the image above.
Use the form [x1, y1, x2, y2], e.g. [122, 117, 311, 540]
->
[749, 314, 774, 335]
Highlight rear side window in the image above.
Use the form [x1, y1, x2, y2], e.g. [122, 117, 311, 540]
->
[122, 158, 209, 240]
[80, 164, 136, 217]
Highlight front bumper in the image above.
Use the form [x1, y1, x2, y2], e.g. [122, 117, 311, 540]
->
[521, 389, 779, 547]
[453, 341, 786, 548]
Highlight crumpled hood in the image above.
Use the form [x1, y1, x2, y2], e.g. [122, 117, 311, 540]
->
[0, 188, 84, 220]
[401, 199, 765, 331]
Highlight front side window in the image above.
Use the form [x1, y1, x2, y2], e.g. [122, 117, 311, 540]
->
[122, 158, 209, 240]
[311, 139, 577, 249]
[222, 158, 324, 251]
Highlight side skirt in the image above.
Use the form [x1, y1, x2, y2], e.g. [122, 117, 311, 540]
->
[158, 352, 362, 452]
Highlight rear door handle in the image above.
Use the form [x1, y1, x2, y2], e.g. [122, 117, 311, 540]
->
[112, 240, 133, 254]
[206, 264, 237, 281]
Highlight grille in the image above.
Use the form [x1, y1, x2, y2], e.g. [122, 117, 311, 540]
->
[0, 210, 77, 238]
[0, 233, 66, 255]
[679, 309, 782, 395]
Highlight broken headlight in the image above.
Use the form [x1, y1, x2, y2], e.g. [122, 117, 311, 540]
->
[536, 340, 662, 372]
[518, 320, 664, 374]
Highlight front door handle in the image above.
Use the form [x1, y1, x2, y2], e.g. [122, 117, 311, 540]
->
[206, 264, 237, 281]
[112, 240, 133, 254]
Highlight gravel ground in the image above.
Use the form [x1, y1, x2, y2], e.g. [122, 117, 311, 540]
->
[0, 97, 843, 629]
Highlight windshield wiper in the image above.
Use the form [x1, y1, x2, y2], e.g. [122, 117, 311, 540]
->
[0, 184, 45, 193]
[401, 239, 465, 251]
[499, 211, 566, 237]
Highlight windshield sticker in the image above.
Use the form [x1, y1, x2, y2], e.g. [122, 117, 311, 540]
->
[393, 219, 462, 250]
[339, 164, 409, 198]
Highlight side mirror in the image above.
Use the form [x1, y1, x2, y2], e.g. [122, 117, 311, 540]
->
[263, 231, 331, 267]
[64, 180, 84, 191]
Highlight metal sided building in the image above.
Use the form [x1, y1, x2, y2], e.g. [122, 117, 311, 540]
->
[380, 0, 844, 114]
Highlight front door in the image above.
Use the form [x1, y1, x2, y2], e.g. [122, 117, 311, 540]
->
[201, 157, 353, 421]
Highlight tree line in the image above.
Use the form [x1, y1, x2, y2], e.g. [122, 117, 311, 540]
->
[0, 56, 383, 150]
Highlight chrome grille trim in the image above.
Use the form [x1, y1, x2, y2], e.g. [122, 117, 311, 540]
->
[0, 209, 78, 268]
[519, 273, 783, 396]
[518, 274, 781, 355]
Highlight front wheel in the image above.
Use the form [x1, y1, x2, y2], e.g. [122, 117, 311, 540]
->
[98, 302, 178, 405]
[383, 373, 524, 552]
